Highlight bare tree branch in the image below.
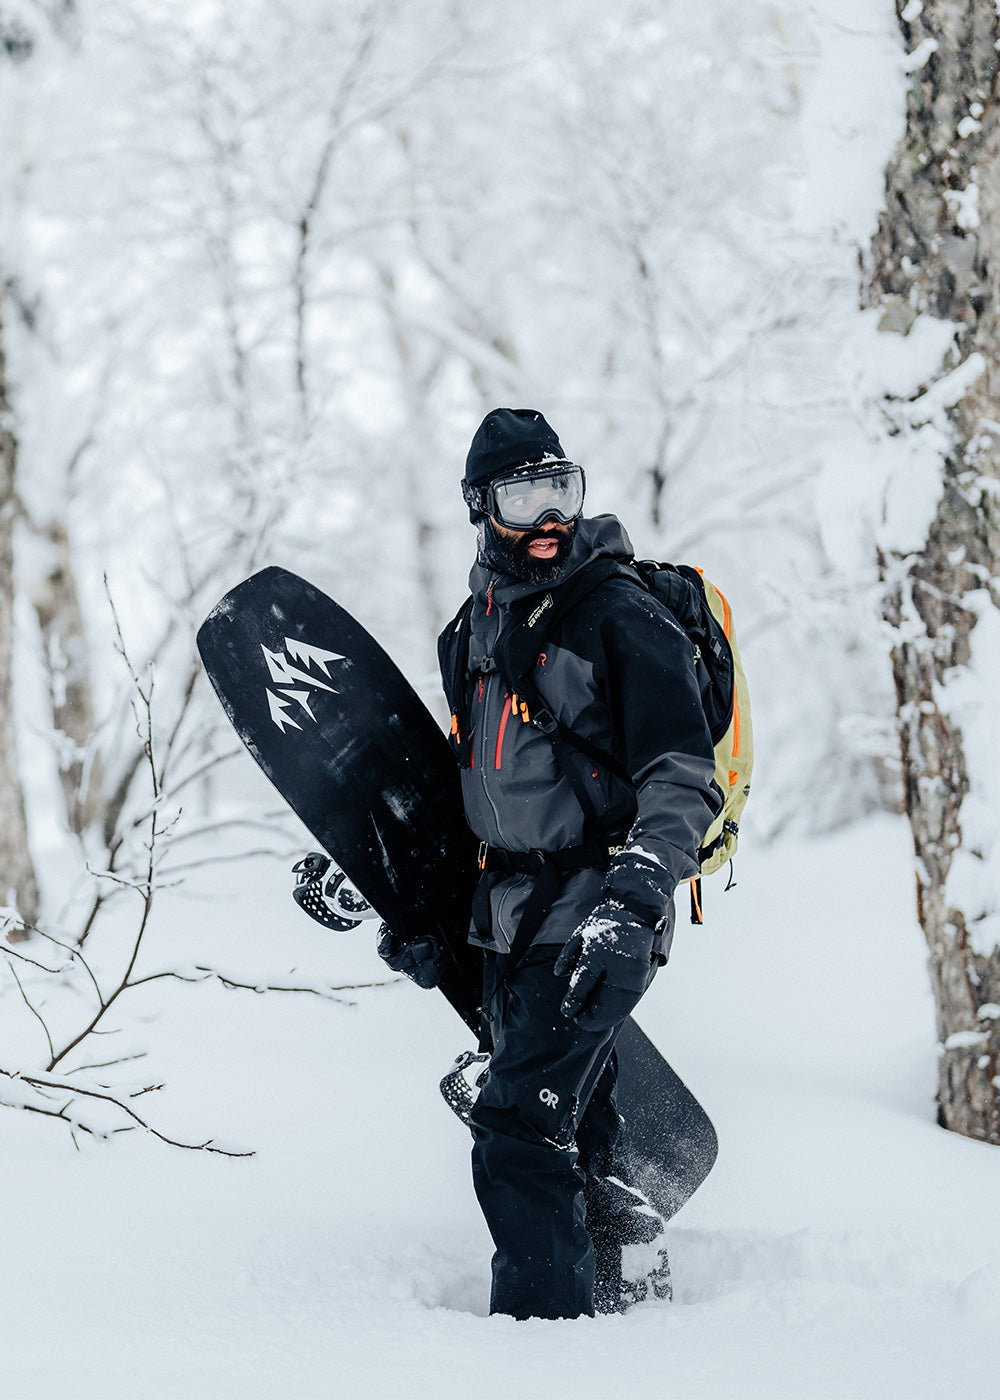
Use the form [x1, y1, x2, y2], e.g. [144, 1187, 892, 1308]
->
[0, 1070, 254, 1157]
[129, 965, 399, 1002]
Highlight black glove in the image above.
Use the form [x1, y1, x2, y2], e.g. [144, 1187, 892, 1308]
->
[376, 922, 446, 989]
[554, 901, 658, 1033]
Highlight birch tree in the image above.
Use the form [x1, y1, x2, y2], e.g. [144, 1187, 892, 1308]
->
[865, 0, 1000, 1143]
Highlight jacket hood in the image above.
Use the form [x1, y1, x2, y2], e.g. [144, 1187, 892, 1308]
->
[469, 513, 635, 611]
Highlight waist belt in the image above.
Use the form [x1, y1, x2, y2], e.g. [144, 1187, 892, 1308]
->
[479, 830, 628, 880]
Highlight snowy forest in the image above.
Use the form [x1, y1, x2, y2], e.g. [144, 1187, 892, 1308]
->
[2, 1, 999, 1396]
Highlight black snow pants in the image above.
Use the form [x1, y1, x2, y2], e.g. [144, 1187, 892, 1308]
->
[470, 943, 654, 1320]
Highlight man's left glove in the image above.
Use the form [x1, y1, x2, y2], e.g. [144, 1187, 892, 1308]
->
[554, 901, 659, 1034]
[376, 922, 446, 990]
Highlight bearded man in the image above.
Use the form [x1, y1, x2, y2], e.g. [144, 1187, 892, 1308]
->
[380, 407, 722, 1320]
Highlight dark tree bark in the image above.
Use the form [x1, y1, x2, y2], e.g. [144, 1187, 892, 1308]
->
[865, 0, 1000, 1142]
[0, 279, 40, 936]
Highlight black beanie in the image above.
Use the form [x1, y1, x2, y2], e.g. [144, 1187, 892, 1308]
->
[464, 408, 567, 489]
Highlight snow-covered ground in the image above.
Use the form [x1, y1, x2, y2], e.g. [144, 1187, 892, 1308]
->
[4, 811, 998, 1400]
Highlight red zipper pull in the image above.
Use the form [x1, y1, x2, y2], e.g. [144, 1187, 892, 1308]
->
[495, 694, 513, 769]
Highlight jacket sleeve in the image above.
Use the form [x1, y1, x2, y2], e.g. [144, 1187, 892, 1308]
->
[595, 587, 724, 927]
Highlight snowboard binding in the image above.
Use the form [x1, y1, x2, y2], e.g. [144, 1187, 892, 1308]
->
[439, 1049, 491, 1125]
[292, 852, 378, 931]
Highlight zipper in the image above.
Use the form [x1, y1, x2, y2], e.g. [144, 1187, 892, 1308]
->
[495, 694, 512, 769]
[473, 578, 512, 840]
[475, 669, 507, 842]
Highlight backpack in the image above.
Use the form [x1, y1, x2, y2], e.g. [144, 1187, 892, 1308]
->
[441, 556, 753, 922]
[634, 562, 752, 908]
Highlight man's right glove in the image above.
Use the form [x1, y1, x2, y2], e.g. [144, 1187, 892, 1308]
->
[376, 922, 446, 990]
[554, 901, 659, 1034]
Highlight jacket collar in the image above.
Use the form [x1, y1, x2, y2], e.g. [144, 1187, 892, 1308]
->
[468, 514, 634, 613]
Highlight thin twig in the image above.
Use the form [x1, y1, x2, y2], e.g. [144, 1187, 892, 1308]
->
[0, 1071, 254, 1157]
[0, 1095, 95, 1138]
[29, 925, 105, 1003]
[129, 966, 398, 1001]
[65, 1052, 149, 1076]
[8, 964, 56, 1062]
[48, 635, 164, 1071]
[0, 941, 67, 975]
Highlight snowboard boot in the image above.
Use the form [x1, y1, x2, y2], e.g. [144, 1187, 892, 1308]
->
[585, 1173, 672, 1314]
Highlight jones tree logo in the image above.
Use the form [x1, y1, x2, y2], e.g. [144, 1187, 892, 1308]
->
[261, 637, 345, 732]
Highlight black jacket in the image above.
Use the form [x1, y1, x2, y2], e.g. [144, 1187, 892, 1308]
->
[438, 515, 723, 953]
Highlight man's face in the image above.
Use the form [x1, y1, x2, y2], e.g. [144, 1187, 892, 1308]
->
[488, 514, 576, 583]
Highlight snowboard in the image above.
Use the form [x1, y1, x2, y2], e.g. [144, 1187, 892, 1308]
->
[197, 566, 717, 1220]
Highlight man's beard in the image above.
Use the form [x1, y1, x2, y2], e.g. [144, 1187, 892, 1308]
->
[482, 519, 576, 583]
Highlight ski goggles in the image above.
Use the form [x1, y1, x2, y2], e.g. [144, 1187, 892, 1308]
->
[463, 462, 586, 530]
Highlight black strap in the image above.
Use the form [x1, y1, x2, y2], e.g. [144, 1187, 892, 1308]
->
[444, 558, 642, 784]
[439, 597, 475, 768]
[493, 555, 637, 687]
[514, 677, 630, 790]
[478, 855, 566, 1051]
[491, 558, 640, 799]
[475, 831, 627, 1050]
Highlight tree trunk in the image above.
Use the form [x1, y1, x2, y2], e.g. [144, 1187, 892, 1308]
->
[31, 519, 103, 836]
[865, 0, 1000, 1142]
[0, 278, 40, 937]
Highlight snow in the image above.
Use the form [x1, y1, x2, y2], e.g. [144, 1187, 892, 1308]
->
[902, 354, 987, 428]
[903, 37, 939, 73]
[940, 595, 1000, 954]
[944, 183, 981, 230]
[3, 814, 999, 1399]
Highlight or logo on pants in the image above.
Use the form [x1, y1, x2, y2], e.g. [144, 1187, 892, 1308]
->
[538, 1087, 560, 1109]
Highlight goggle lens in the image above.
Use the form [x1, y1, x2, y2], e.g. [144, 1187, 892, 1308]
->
[490, 465, 585, 530]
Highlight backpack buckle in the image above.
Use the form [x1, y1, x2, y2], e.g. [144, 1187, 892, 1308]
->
[531, 706, 557, 735]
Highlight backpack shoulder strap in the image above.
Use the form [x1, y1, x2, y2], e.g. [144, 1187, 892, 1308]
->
[437, 595, 475, 766]
[492, 557, 638, 793]
[494, 555, 639, 686]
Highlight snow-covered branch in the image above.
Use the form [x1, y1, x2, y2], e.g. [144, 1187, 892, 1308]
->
[0, 1068, 254, 1157]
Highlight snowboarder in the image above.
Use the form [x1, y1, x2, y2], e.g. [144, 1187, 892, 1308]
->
[377, 408, 723, 1320]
